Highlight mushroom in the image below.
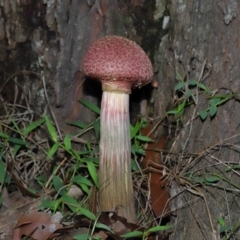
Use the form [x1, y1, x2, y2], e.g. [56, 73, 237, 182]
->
[83, 35, 153, 223]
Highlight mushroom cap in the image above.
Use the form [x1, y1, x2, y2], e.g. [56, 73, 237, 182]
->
[83, 35, 153, 93]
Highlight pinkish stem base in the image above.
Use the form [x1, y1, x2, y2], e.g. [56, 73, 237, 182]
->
[99, 91, 136, 223]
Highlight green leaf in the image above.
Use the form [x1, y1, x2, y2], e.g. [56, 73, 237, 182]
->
[198, 83, 211, 93]
[146, 225, 172, 233]
[72, 149, 81, 161]
[134, 148, 145, 155]
[64, 135, 71, 151]
[22, 118, 45, 135]
[188, 79, 198, 86]
[174, 82, 185, 91]
[0, 193, 3, 206]
[79, 206, 96, 220]
[121, 231, 143, 238]
[8, 138, 27, 145]
[177, 100, 186, 112]
[87, 161, 98, 187]
[4, 172, 10, 184]
[176, 72, 184, 82]
[167, 109, 179, 115]
[131, 145, 136, 155]
[136, 135, 153, 142]
[209, 104, 217, 117]
[93, 119, 100, 141]
[73, 234, 90, 240]
[13, 144, 22, 157]
[199, 110, 208, 120]
[62, 195, 78, 212]
[186, 89, 193, 98]
[10, 118, 20, 132]
[226, 165, 240, 172]
[0, 132, 9, 139]
[0, 160, 5, 184]
[78, 150, 90, 155]
[66, 121, 87, 129]
[210, 98, 221, 105]
[27, 187, 38, 195]
[62, 195, 78, 205]
[82, 157, 99, 164]
[40, 198, 62, 212]
[53, 175, 64, 194]
[204, 176, 220, 183]
[218, 216, 225, 227]
[47, 142, 59, 159]
[80, 184, 90, 195]
[130, 121, 143, 139]
[45, 115, 58, 142]
[191, 177, 205, 183]
[72, 175, 93, 187]
[131, 159, 140, 171]
[35, 175, 47, 186]
[79, 99, 100, 115]
[220, 225, 231, 234]
[95, 223, 114, 233]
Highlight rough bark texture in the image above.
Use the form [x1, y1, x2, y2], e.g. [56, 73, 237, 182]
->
[4, 0, 240, 239]
[0, 0, 163, 133]
[158, 1, 240, 239]
[0, 0, 166, 226]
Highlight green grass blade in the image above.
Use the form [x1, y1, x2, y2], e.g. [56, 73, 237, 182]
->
[47, 142, 59, 159]
[121, 231, 143, 238]
[79, 206, 96, 221]
[87, 161, 98, 187]
[72, 175, 93, 186]
[79, 99, 100, 115]
[8, 137, 27, 145]
[0, 132, 9, 139]
[0, 160, 5, 184]
[136, 135, 153, 142]
[66, 121, 87, 129]
[45, 115, 58, 142]
[146, 225, 172, 233]
[22, 118, 45, 135]
[64, 135, 71, 151]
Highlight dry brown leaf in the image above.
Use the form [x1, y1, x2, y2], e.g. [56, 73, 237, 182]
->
[141, 124, 170, 218]
[0, 192, 41, 239]
[13, 210, 63, 240]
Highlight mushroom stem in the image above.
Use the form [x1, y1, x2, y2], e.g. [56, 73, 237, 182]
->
[99, 91, 136, 223]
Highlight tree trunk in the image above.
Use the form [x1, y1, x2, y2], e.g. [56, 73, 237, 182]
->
[0, 0, 163, 131]
[0, 0, 165, 227]
[156, 1, 240, 239]
[3, 0, 239, 239]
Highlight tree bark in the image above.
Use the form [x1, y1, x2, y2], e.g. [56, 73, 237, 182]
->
[157, 1, 240, 239]
[0, 0, 164, 131]
[4, 0, 240, 239]
[0, 0, 165, 228]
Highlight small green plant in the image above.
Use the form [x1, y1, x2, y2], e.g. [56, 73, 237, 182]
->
[167, 72, 236, 121]
[217, 216, 240, 239]
[130, 118, 153, 171]
[121, 225, 172, 239]
[218, 216, 231, 237]
[73, 212, 114, 240]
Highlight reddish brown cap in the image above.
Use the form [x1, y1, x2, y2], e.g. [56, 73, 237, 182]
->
[83, 35, 153, 93]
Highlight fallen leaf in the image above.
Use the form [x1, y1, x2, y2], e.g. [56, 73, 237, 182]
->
[141, 123, 171, 218]
[13, 210, 63, 240]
